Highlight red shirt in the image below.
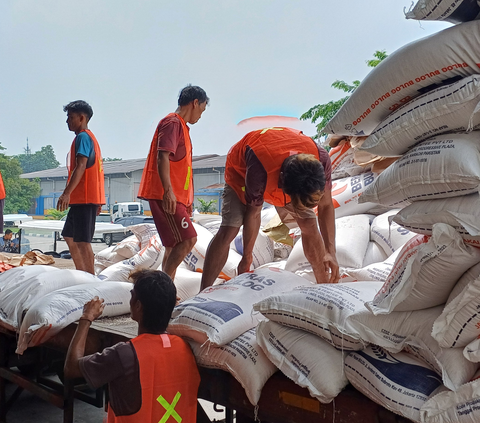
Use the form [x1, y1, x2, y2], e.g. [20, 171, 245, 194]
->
[156, 114, 186, 162]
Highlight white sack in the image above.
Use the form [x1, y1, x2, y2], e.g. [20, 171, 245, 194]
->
[370, 210, 417, 256]
[329, 141, 368, 179]
[464, 338, 480, 363]
[260, 206, 279, 228]
[273, 242, 292, 260]
[331, 173, 378, 218]
[111, 235, 141, 259]
[345, 346, 443, 423]
[189, 328, 276, 405]
[360, 133, 480, 207]
[183, 222, 242, 280]
[99, 235, 164, 282]
[16, 282, 132, 354]
[253, 281, 384, 350]
[174, 268, 225, 303]
[366, 224, 480, 314]
[350, 305, 478, 390]
[324, 20, 480, 136]
[285, 215, 371, 278]
[432, 266, 480, 348]
[168, 268, 312, 346]
[421, 369, 480, 423]
[129, 223, 158, 248]
[362, 242, 388, 268]
[447, 262, 480, 306]
[232, 228, 275, 269]
[406, 0, 480, 23]
[94, 246, 124, 267]
[0, 268, 101, 330]
[339, 249, 401, 283]
[257, 320, 348, 403]
[392, 193, 480, 248]
[361, 75, 480, 157]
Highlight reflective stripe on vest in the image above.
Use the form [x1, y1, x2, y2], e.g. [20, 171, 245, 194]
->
[224, 127, 320, 207]
[67, 129, 105, 205]
[137, 114, 194, 206]
[107, 333, 200, 423]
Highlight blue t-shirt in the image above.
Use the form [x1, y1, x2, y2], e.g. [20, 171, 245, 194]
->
[75, 131, 95, 168]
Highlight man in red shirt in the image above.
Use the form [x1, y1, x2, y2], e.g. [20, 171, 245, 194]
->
[138, 85, 208, 279]
[201, 127, 339, 289]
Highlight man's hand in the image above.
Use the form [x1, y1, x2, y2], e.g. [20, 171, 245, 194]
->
[237, 255, 253, 275]
[81, 297, 105, 322]
[324, 253, 340, 284]
[57, 193, 70, 212]
[163, 188, 177, 214]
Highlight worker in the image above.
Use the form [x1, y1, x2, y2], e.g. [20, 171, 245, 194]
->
[0, 229, 19, 253]
[201, 127, 339, 290]
[64, 269, 200, 422]
[0, 171, 5, 234]
[138, 85, 209, 279]
[57, 100, 105, 274]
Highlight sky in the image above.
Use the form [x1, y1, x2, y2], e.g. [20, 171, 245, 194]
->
[0, 1, 450, 163]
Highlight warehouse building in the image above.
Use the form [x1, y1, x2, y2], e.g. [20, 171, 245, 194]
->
[20, 154, 226, 215]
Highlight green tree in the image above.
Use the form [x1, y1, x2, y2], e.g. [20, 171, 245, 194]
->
[197, 198, 217, 213]
[301, 50, 388, 138]
[16, 145, 60, 174]
[45, 208, 68, 220]
[0, 153, 41, 213]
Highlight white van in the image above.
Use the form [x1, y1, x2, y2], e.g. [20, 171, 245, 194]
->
[112, 202, 144, 221]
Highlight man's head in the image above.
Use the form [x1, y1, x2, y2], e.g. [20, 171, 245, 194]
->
[178, 85, 209, 124]
[63, 100, 93, 134]
[280, 154, 326, 210]
[3, 229, 12, 240]
[129, 269, 177, 333]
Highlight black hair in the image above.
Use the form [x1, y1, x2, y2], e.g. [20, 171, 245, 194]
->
[63, 100, 94, 120]
[129, 269, 177, 333]
[281, 154, 326, 210]
[178, 85, 209, 107]
[4, 229, 12, 235]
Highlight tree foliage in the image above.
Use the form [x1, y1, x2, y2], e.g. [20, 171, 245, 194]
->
[0, 152, 41, 213]
[197, 198, 217, 213]
[16, 145, 60, 174]
[301, 50, 388, 138]
[45, 208, 68, 220]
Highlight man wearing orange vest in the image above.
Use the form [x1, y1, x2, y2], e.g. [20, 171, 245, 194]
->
[201, 127, 339, 289]
[65, 269, 200, 422]
[0, 171, 5, 233]
[57, 100, 105, 274]
[138, 85, 209, 279]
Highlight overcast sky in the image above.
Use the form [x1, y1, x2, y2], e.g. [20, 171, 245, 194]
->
[0, 1, 450, 163]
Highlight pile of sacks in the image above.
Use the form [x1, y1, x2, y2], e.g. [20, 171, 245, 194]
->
[294, 4, 480, 422]
[0, 265, 132, 354]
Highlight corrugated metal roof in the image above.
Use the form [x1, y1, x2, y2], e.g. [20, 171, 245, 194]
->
[21, 154, 227, 179]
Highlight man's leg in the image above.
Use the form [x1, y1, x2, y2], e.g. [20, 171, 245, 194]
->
[163, 237, 197, 280]
[65, 237, 95, 274]
[200, 226, 240, 290]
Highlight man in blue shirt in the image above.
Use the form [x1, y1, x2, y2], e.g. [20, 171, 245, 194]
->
[0, 229, 19, 253]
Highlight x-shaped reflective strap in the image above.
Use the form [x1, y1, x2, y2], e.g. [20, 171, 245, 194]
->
[260, 127, 284, 134]
[157, 392, 182, 423]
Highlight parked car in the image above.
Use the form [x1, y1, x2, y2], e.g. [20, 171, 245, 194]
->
[103, 215, 155, 246]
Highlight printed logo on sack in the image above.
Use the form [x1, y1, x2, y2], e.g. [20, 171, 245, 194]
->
[230, 272, 276, 291]
[356, 347, 442, 396]
[184, 300, 244, 322]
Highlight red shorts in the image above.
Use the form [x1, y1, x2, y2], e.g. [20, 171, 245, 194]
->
[149, 200, 197, 248]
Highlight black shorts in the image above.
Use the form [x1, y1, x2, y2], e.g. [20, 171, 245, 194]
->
[62, 204, 98, 243]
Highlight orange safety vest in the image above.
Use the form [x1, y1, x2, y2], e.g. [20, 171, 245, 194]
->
[138, 113, 194, 206]
[67, 129, 105, 205]
[107, 333, 200, 423]
[225, 127, 320, 207]
[0, 171, 5, 200]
